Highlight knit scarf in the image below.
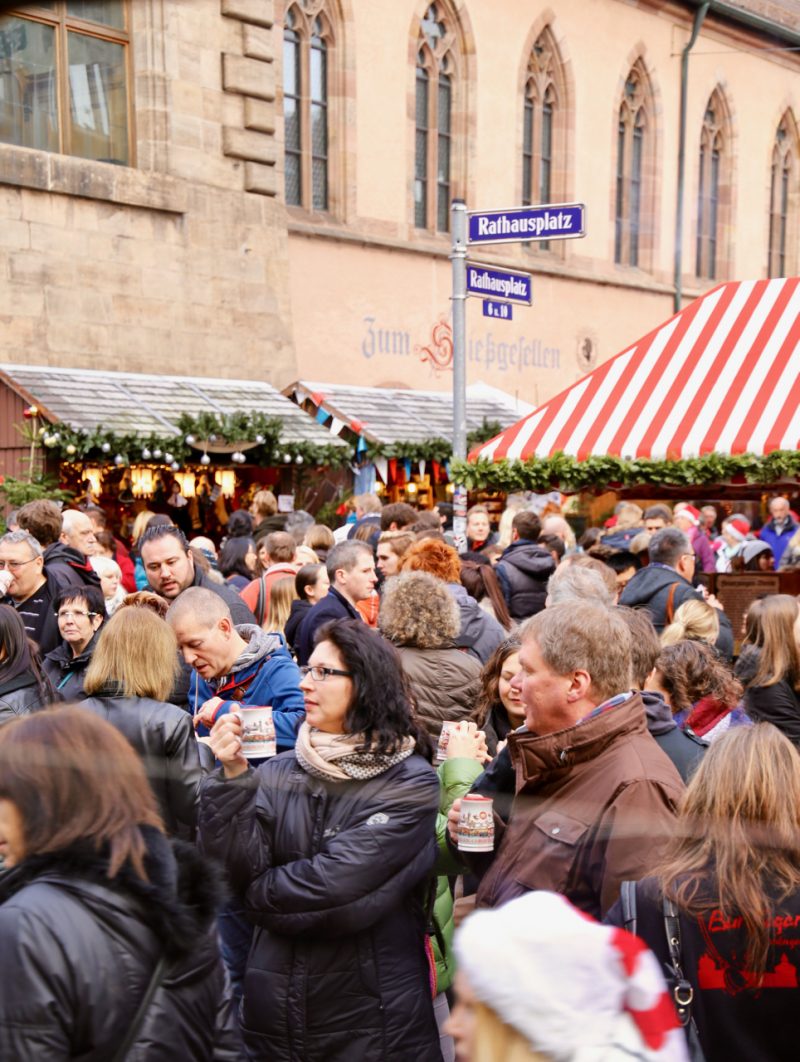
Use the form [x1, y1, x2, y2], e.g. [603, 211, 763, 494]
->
[294, 721, 415, 783]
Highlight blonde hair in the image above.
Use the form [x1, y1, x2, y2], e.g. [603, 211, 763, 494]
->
[610, 502, 643, 532]
[472, 1003, 546, 1062]
[264, 576, 297, 635]
[658, 724, 800, 976]
[131, 510, 155, 545]
[84, 607, 179, 701]
[743, 594, 800, 690]
[252, 490, 278, 518]
[661, 598, 720, 647]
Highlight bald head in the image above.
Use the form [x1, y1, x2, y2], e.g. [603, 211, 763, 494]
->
[61, 509, 97, 556]
[166, 587, 246, 679]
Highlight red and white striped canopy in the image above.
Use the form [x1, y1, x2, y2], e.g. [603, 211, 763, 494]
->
[470, 278, 800, 463]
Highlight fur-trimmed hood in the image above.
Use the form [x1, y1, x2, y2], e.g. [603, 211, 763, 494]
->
[0, 826, 224, 960]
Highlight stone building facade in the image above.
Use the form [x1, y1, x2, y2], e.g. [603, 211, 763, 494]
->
[0, 0, 798, 407]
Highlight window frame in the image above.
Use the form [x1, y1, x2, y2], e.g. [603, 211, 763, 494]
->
[0, 2, 134, 165]
[281, 0, 334, 216]
[614, 64, 653, 270]
[768, 114, 797, 279]
[521, 28, 565, 255]
[414, 2, 459, 235]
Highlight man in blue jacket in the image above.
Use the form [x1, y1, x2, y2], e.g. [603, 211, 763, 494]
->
[166, 586, 304, 750]
[759, 495, 798, 567]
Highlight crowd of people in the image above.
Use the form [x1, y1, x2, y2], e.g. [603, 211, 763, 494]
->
[1, 487, 799, 1060]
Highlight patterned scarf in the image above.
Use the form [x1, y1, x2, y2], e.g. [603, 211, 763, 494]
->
[294, 722, 415, 783]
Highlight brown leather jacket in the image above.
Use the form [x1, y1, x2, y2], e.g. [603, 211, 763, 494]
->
[475, 693, 684, 919]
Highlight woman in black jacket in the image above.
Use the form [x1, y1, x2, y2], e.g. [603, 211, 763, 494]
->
[0, 707, 240, 1060]
[606, 724, 800, 1062]
[284, 563, 329, 653]
[734, 594, 800, 745]
[0, 604, 53, 726]
[81, 604, 203, 836]
[201, 619, 442, 1061]
[42, 584, 106, 701]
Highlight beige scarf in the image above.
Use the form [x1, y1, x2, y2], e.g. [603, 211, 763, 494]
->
[294, 722, 415, 783]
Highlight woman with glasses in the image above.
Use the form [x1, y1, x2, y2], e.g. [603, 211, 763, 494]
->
[0, 605, 54, 727]
[42, 586, 106, 701]
[201, 619, 442, 1061]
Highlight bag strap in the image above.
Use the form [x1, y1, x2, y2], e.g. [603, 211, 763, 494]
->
[256, 576, 267, 627]
[662, 897, 695, 1028]
[620, 880, 637, 937]
[665, 582, 681, 625]
[110, 954, 167, 1062]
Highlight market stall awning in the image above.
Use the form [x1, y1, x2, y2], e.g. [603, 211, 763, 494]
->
[0, 364, 346, 449]
[470, 278, 800, 463]
[287, 380, 534, 445]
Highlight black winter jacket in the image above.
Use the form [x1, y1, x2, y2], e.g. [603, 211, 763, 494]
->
[80, 691, 203, 835]
[496, 540, 555, 621]
[641, 690, 707, 783]
[619, 563, 734, 658]
[284, 598, 311, 652]
[0, 830, 242, 1060]
[0, 672, 50, 726]
[199, 751, 442, 1061]
[736, 646, 800, 746]
[43, 632, 99, 701]
[294, 586, 361, 665]
[43, 541, 102, 591]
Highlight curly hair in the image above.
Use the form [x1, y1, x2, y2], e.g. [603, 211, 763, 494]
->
[654, 640, 742, 716]
[379, 570, 460, 648]
[400, 538, 461, 582]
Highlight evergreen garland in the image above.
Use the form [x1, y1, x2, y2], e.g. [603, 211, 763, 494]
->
[452, 450, 800, 493]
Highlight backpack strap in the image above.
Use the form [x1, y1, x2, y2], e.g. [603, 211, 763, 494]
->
[665, 582, 681, 624]
[256, 576, 267, 627]
[662, 897, 695, 1028]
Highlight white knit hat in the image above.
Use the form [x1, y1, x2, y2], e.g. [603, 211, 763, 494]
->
[454, 891, 689, 1062]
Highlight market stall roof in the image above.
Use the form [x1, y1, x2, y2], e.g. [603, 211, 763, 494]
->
[287, 380, 534, 444]
[0, 364, 346, 448]
[470, 278, 800, 463]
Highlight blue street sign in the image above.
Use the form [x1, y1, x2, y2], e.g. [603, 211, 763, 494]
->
[466, 263, 532, 305]
[482, 300, 513, 321]
[468, 202, 586, 245]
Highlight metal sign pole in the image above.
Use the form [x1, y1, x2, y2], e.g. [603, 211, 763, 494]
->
[450, 198, 468, 551]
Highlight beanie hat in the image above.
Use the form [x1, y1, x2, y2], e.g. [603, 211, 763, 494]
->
[742, 540, 772, 566]
[724, 516, 750, 542]
[676, 505, 700, 526]
[454, 891, 688, 1062]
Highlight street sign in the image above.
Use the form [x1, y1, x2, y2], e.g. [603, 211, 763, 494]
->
[482, 300, 513, 320]
[466, 263, 532, 305]
[468, 202, 585, 245]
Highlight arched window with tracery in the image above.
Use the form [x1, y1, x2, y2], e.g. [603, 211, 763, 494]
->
[522, 28, 565, 251]
[768, 112, 798, 278]
[414, 3, 460, 232]
[283, 1, 334, 212]
[614, 63, 653, 268]
[696, 89, 731, 280]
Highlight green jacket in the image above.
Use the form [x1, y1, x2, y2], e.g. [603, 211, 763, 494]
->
[432, 757, 483, 994]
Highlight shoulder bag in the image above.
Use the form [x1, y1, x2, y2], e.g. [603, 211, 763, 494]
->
[619, 881, 706, 1062]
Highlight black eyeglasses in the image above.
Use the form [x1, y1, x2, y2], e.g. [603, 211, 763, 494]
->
[299, 666, 353, 682]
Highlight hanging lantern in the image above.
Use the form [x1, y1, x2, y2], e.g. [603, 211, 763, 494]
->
[142, 447, 152, 460]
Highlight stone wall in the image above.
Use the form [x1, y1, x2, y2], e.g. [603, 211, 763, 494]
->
[0, 0, 295, 384]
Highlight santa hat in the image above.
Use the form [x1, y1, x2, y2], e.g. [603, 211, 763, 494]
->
[724, 516, 750, 541]
[454, 891, 688, 1062]
[676, 504, 700, 526]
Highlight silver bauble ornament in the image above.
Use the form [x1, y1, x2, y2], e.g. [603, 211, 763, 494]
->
[200, 454, 211, 466]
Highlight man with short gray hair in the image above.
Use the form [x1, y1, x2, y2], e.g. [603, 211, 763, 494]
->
[760, 495, 798, 567]
[0, 530, 61, 654]
[294, 541, 377, 665]
[448, 602, 683, 918]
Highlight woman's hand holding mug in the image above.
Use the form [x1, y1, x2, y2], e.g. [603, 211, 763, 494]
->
[209, 713, 249, 780]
